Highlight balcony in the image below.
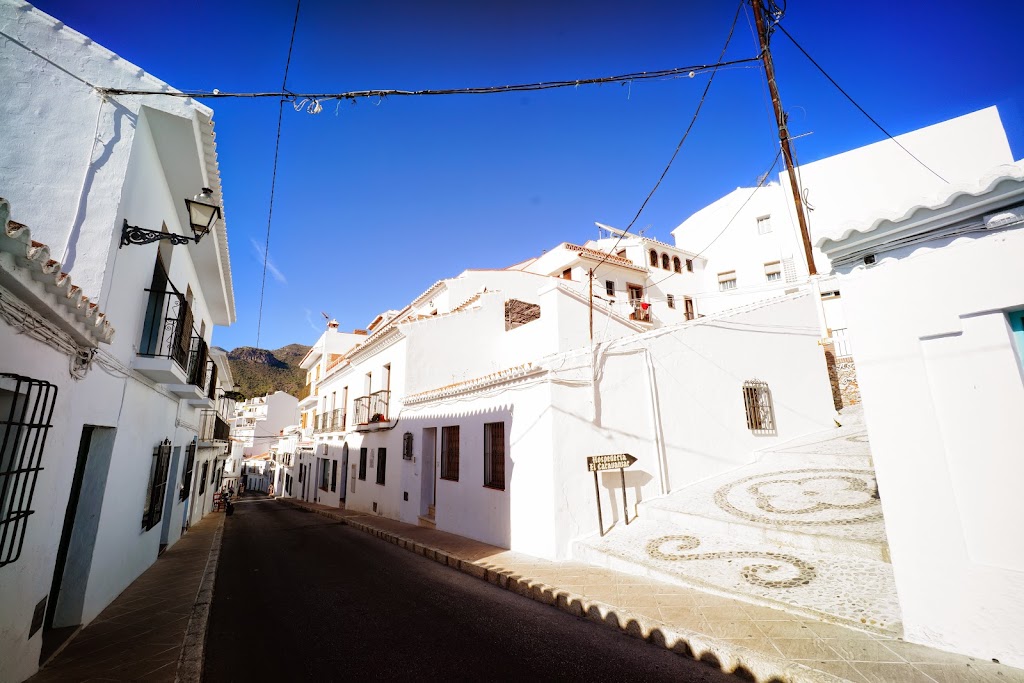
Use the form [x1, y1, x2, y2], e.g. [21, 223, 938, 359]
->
[354, 390, 391, 431]
[135, 287, 211, 400]
[629, 301, 652, 323]
[199, 409, 230, 452]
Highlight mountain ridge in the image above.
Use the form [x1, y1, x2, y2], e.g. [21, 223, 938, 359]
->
[226, 343, 311, 399]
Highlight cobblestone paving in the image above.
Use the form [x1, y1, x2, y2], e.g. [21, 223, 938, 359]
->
[577, 518, 901, 635]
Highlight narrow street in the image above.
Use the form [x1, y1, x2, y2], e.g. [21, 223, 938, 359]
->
[204, 497, 732, 682]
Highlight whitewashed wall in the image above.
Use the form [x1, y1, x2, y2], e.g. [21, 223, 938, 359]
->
[833, 227, 1024, 668]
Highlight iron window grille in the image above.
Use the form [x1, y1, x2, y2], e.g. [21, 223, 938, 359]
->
[142, 439, 172, 531]
[403, 432, 413, 461]
[199, 461, 209, 496]
[483, 422, 505, 490]
[440, 426, 460, 481]
[667, 294, 675, 309]
[358, 448, 367, 481]
[673, 256, 682, 273]
[0, 373, 57, 568]
[376, 448, 387, 485]
[180, 440, 197, 501]
[320, 459, 330, 491]
[331, 460, 338, 492]
[605, 280, 615, 297]
[742, 380, 777, 435]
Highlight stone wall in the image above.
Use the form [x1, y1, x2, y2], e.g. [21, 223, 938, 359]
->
[823, 342, 860, 409]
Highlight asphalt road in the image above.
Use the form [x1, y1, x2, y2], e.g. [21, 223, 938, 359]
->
[204, 497, 734, 682]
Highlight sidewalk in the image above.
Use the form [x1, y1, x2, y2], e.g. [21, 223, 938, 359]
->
[30, 513, 224, 683]
[283, 498, 1024, 683]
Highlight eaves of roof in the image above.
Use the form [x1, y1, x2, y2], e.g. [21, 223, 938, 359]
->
[0, 196, 115, 345]
[563, 243, 648, 273]
[817, 163, 1024, 262]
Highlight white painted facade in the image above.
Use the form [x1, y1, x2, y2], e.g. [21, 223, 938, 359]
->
[818, 163, 1024, 668]
[229, 391, 299, 458]
[306, 235, 835, 560]
[0, 2, 236, 680]
[671, 106, 1014, 339]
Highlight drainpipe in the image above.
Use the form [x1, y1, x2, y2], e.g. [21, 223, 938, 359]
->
[642, 348, 669, 496]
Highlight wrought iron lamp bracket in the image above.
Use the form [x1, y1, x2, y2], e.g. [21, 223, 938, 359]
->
[120, 219, 200, 249]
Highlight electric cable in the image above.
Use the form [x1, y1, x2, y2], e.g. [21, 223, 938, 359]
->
[255, 0, 302, 350]
[591, 0, 746, 279]
[772, 21, 948, 184]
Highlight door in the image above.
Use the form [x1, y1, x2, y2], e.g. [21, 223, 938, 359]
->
[684, 297, 694, 321]
[420, 428, 437, 517]
[46, 426, 115, 636]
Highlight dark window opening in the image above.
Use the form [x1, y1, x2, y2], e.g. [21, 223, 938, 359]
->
[0, 373, 57, 567]
[742, 380, 777, 435]
[331, 460, 338, 492]
[483, 422, 505, 490]
[661, 253, 670, 270]
[376, 448, 387, 485]
[673, 256, 682, 273]
[358, 448, 368, 481]
[605, 280, 615, 297]
[180, 440, 196, 500]
[142, 440, 172, 531]
[648, 249, 658, 267]
[441, 426, 460, 481]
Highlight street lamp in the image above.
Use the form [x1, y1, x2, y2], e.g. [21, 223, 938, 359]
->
[120, 188, 223, 248]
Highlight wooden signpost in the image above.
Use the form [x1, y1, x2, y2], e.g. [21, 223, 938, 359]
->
[586, 453, 638, 536]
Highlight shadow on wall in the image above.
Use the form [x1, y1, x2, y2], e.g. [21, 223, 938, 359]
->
[600, 469, 653, 527]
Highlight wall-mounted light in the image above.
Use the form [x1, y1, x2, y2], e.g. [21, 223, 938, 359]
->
[120, 188, 222, 248]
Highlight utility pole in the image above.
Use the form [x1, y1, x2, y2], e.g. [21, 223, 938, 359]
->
[751, 0, 817, 276]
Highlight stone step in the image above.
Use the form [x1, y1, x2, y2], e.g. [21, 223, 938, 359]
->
[641, 500, 890, 562]
[417, 514, 436, 529]
[573, 518, 901, 636]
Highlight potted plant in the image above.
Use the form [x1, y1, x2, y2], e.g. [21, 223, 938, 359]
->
[370, 413, 385, 423]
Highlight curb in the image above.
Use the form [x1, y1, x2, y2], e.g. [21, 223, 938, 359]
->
[280, 499, 843, 683]
[174, 514, 226, 683]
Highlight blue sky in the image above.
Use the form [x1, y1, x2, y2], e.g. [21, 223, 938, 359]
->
[32, 0, 1024, 351]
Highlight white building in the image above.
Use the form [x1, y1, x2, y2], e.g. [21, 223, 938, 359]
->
[671, 106, 1014, 341]
[307, 236, 834, 559]
[0, 2, 235, 680]
[229, 391, 299, 459]
[187, 348, 238, 526]
[817, 162, 1024, 668]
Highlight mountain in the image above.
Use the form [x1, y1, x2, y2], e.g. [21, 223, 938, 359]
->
[226, 344, 311, 400]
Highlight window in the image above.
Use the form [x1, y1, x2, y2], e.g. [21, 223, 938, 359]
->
[627, 284, 644, 303]
[673, 256, 682, 273]
[685, 258, 693, 272]
[180, 440, 196, 500]
[376, 448, 387, 485]
[765, 261, 782, 282]
[718, 271, 737, 291]
[742, 380, 776, 434]
[649, 249, 658, 267]
[684, 297, 695, 321]
[667, 294, 675, 309]
[0, 373, 57, 567]
[757, 215, 772, 234]
[562, 268, 572, 280]
[198, 461, 209, 496]
[661, 253, 670, 270]
[142, 439, 172, 531]
[605, 280, 615, 297]
[319, 458, 330, 490]
[441, 426, 460, 481]
[403, 432, 413, 460]
[358, 447, 367, 480]
[483, 422, 505, 490]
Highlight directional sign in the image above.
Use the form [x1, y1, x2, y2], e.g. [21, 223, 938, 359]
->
[586, 453, 637, 472]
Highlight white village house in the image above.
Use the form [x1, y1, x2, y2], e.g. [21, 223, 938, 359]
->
[303, 234, 836, 560]
[818, 161, 1024, 668]
[671, 106, 1014, 407]
[0, 2, 235, 680]
[226, 390, 299, 481]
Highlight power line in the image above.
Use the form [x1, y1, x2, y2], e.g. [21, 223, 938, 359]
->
[772, 21, 948, 184]
[590, 0, 746, 279]
[95, 57, 759, 102]
[255, 0, 302, 350]
[690, 147, 783, 259]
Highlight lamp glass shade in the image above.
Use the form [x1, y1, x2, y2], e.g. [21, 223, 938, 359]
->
[184, 189, 222, 238]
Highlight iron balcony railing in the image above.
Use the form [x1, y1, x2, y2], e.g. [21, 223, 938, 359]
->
[139, 287, 209, 389]
[629, 302, 652, 323]
[199, 409, 231, 442]
[355, 390, 391, 425]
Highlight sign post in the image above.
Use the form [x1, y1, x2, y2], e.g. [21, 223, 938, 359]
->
[586, 453, 638, 537]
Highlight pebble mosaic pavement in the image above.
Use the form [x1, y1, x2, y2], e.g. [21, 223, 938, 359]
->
[577, 406, 905, 635]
